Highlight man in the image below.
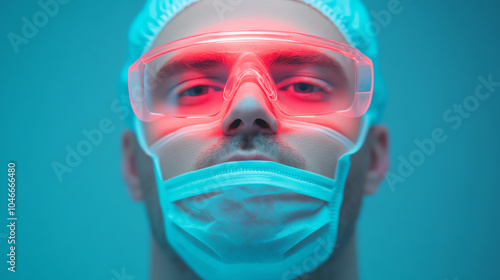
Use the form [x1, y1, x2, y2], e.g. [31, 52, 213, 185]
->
[119, 0, 389, 279]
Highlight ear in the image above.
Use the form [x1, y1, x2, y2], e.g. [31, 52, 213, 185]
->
[364, 125, 390, 195]
[121, 129, 143, 201]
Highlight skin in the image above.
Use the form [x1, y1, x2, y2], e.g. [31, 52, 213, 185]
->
[121, 0, 390, 279]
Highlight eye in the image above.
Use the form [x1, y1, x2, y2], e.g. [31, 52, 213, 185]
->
[277, 77, 334, 102]
[292, 82, 320, 93]
[179, 85, 222, 97]
[168, 78, 224, 106]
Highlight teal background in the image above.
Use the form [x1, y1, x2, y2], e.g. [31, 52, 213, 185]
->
[1, 0, 499, 279]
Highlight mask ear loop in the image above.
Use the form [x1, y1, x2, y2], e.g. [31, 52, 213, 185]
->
[310, 112, 372, 262]
[133, 115, 152, 156]
[331, 112, 373, 200]
[133, 115, 164, 184]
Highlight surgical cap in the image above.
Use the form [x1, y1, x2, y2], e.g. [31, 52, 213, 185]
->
[119, 0, 387, 123]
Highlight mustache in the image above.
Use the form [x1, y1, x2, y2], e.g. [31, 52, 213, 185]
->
[194, 133, 306, 170]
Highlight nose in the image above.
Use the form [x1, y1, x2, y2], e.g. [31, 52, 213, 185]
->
[222, 81, 278, 135]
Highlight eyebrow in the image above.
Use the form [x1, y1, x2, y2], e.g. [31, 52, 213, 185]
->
[155, 52, 227, 78]
[268, 52, 343, 69]
[154, 51, 346, 79]
[269, 52, 349, 84]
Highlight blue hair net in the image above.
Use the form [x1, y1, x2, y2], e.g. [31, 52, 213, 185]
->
[119, 0, 387, 123]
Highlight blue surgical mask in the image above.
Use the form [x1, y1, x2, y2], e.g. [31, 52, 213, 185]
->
[134, 116, 371, 280]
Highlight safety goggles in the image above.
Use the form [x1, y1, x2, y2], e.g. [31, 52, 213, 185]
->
[128, 31, 373, 122]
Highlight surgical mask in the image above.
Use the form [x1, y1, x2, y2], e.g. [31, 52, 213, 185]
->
[134, 116, 371, 280]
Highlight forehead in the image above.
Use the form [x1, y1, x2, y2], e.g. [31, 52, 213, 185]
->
[150, 41, 352, 68]
[150, 0, 347, 50]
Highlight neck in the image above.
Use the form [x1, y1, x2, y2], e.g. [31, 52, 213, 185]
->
[149, 232, 201, 280]
[149, 232, 358, 280]
[308, 230, 359, 280]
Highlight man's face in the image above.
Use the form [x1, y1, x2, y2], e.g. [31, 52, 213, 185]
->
[142, 0, 362, 180]
[123, 0, 388, 274]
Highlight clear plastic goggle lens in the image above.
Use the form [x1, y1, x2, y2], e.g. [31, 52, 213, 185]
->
[129, 31, 373, 121]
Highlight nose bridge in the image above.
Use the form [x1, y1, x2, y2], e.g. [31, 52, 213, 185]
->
[224, 52, 277, 101]
[221, 52, 278, 135]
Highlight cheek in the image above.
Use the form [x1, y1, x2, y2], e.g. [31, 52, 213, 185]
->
[278, 130, 349, 180]
[154, 134, 222, 181]
[143, 117, 220, 146]
[297, 116, 362, 143]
